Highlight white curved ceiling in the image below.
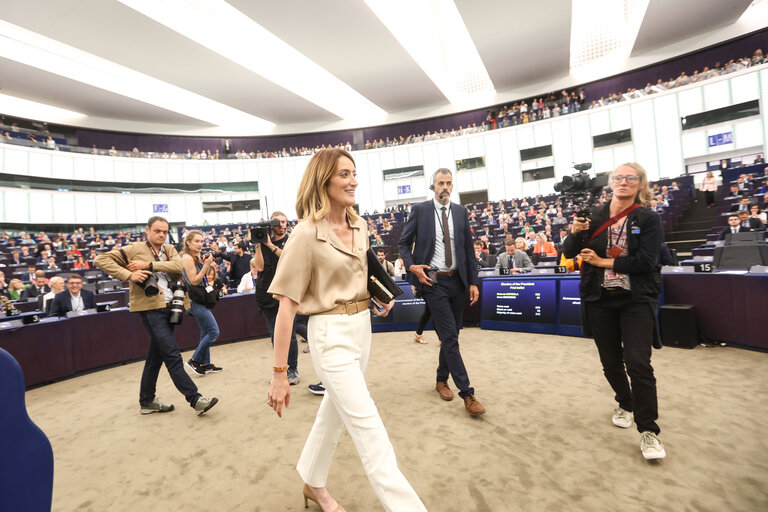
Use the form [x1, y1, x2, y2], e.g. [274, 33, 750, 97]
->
[0, 0, 759, 136]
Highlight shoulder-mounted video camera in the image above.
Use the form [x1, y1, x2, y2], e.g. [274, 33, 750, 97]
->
[250, 219, 281, 244]
[553, 163, 610, 220]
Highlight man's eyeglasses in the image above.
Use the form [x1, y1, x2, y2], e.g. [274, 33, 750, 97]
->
[612, 175, 640, 184]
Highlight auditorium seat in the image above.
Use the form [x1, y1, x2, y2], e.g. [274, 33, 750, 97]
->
[0, 348, 54, 511]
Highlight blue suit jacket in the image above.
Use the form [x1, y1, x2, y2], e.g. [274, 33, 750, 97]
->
[398, 200, 479, 290]
[49, 289, 97, 317]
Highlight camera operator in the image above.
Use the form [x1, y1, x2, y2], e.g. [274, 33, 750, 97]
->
[252, 211, 301, 385]
[562, 162, 665, 460]
[94, 216, 218, 416]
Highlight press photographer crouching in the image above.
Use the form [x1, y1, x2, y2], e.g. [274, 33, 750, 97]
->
[562, 162, 665, 460]
[252, 211, 302, 385]
[94, 216, 218, 416]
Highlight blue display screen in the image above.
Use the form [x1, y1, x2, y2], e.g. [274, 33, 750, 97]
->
[558, 279, 582, 326]
[480, 278, 557, 324]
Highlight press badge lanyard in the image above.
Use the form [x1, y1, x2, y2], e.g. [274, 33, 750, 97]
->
[607, 218, 628, 251]
[146, 242, 162, 262]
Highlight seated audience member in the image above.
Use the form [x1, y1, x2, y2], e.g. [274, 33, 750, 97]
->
[20, 271, 51, 301]
[750, 203, 767, 223]
[473, 240, 494, 268]
[9, 250, 22, 265]
[218, 260, 231, 283]
[375, 249, 396, 277]
[23, 265, 37, 283]
[553, 228, 569, 245]
[661, 185, 673, 202]
[237, 258, 259, 294]
[726, 184, 745, 198]
[730, 196, 751, 212]
[532, 232, 557, 257]
[46, 256, 60, 271]
[739, 210, 765, 231]
[650, 199, 665, 213]
[206, 265, 227, 297]
[720, 214, 750, 240]
[73, 255, 90, 269]
[655, 194, 669, 208]
[755, 154, 764, 164]
[394, 254, 406, 277]
[7, 278, 26, 300]
[515, 236, 532, 258]
[19, 246, 32, 259]
[49, 274, 96, 317]
[0, 270, 9, 298]
[36, 250, 50, 264]
[39, 276, 66, 314]
[495, 239, 534, 273]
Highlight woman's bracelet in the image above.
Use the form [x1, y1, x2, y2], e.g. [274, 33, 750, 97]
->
[273, 366, 288, 373]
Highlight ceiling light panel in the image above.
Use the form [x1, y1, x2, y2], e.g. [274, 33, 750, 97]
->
[0, 20, 274, 132]
[0, 92, 85, 124]
[118, 0, 387, 124]
[364, 0, 496, 109]
[570, 0, 650, 80]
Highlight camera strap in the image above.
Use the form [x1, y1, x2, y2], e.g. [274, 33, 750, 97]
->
[589, 204, 640, 241]
[146, 241, 163, 262]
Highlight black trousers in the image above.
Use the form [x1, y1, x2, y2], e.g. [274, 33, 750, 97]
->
[138, 308, 200, 406]
[704, 190, 715, 206]
[421, 275, 474, 398]
[416, 304, 431, 335]
[585, 291, 660, 434]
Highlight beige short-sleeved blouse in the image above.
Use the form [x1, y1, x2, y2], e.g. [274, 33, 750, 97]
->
[268, 216, 370, 315]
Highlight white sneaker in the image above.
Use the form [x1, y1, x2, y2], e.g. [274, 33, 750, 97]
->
[612, 407, 633, 428]
[640, 431, 666, 460]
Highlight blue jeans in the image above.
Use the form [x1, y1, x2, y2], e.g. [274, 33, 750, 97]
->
[138, 308, 200, 405]
[261, 306, 299, 372]
[187, 301, 220, 365]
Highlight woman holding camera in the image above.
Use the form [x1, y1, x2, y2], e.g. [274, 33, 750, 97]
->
[267, 149, 427, 512]
[181, 230, 222, 375]
[562, 162, 666, 460]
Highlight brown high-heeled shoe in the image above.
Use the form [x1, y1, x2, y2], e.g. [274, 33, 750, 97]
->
[303, 484, 347, 511]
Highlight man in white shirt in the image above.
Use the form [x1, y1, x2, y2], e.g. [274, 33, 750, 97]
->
[49, 273, 96, 317]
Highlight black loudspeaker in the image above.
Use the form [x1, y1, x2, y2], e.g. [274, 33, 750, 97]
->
[659, 304, 699, 348]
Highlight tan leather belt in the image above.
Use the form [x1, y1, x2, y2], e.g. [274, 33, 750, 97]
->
[316, 299, 370, 316]
[437, 270, 457, 277]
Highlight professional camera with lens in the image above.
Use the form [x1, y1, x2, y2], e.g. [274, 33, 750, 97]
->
[250, 218, 281, 244]
[168, 279, 187, 325]
[553, 163, 610, 220]
[136, 273, 160, 296]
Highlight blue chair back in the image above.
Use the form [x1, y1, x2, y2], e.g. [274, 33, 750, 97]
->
[0, 348, 54, 511]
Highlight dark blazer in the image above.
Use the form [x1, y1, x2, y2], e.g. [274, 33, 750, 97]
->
[399, 200, 480, 290]
[719, 225, 750, 240]
[19, 284, 51, 301]
[475, 251, 494, 269]
[49, 289, 97, 317]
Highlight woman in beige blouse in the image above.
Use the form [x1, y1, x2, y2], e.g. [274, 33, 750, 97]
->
[267, 149, 427, 512]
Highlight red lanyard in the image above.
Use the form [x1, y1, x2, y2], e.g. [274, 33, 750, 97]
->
[589, 204, 641, 241]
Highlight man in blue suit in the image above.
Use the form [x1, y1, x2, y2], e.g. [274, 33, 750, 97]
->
[49, 274, 97, 317]
[399, 168, 485, 416]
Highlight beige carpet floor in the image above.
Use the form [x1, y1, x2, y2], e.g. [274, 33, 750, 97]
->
[25, 328, 768, 512]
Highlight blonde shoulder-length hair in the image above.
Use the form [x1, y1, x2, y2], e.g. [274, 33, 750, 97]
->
[612, 162, 654, 206]
[181, 230, 204, 262]
[296, 148, 359, 223]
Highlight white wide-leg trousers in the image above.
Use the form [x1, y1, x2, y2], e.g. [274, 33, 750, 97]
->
[297, 310, 427, 512]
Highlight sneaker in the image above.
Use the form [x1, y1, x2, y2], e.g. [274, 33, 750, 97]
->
[140, 398, 174, 414]
[308, 382, 325, 395]
[640, 431, 666, 460]
[612, 407, 633, 428]
[193, 396, 219, 416]
[203, 363, 222, 374]
[288, 369, 300, 385]
[186, 359, 205, 376]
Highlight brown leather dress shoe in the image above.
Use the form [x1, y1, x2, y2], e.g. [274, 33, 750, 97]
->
[463, 394, 486, 416]
[435, 381, 454, 401]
